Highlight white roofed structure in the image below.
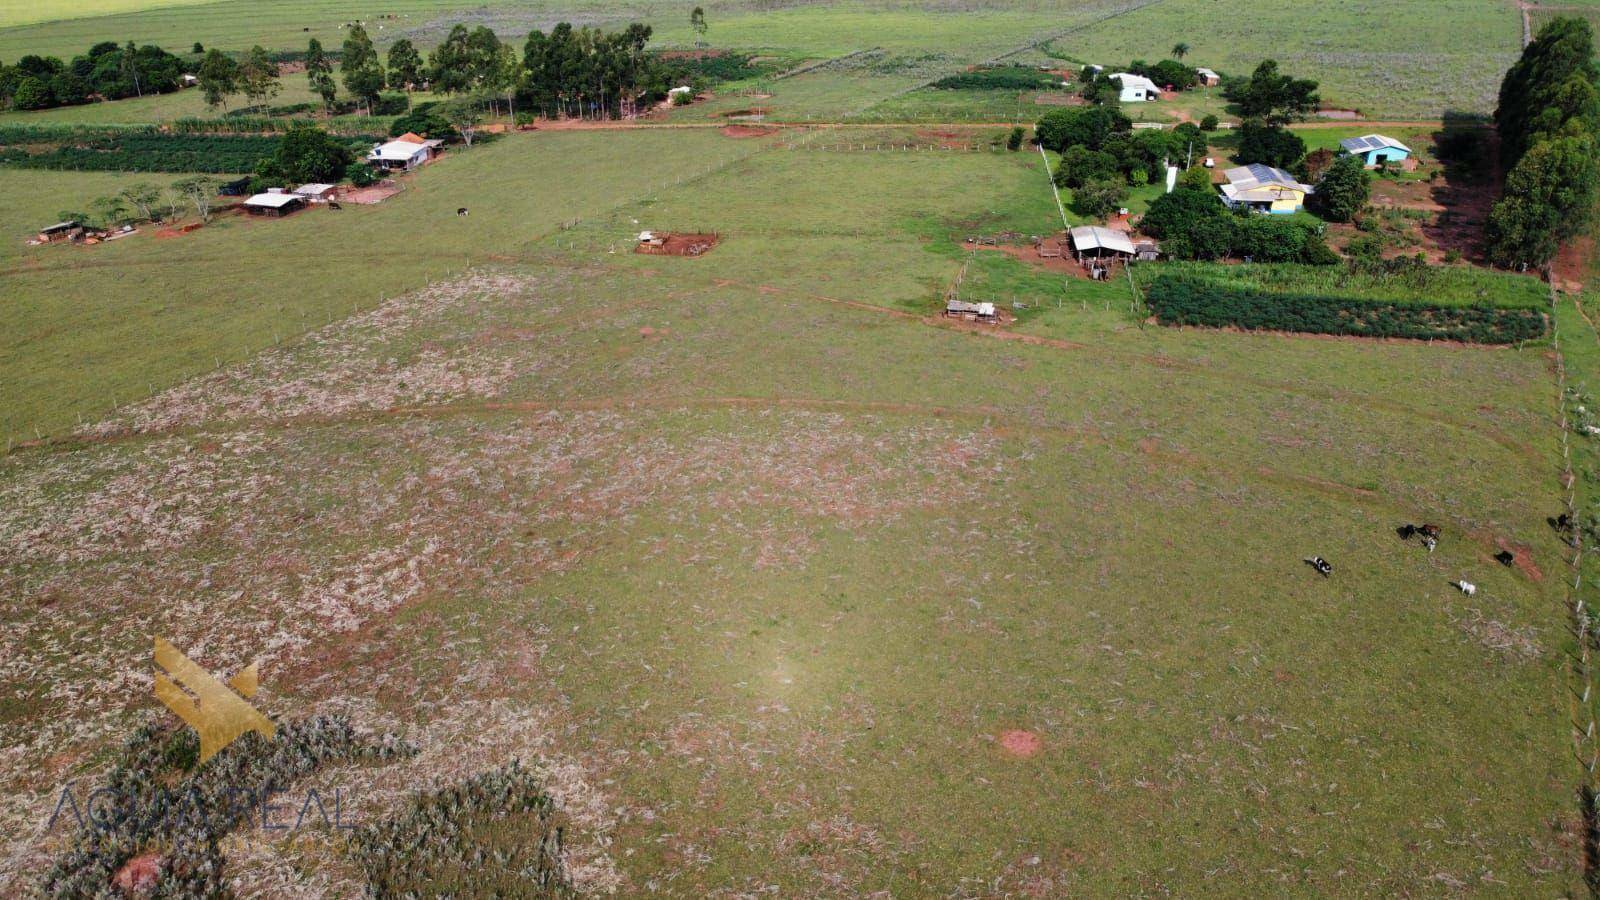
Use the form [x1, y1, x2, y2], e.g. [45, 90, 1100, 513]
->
[1110, 72, 1160, 102]
[1069, 226, 1137, 258]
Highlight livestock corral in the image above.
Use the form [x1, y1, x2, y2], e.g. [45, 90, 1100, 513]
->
[0, 0, 1597, 896]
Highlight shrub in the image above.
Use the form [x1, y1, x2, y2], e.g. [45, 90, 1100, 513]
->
[1053, 145, 1119, 188]
[1312, 154, 1370, 222]
[1035, 105, 1131, 152]
[1199, 114, 1219, 131]
[1236, 119, 1305, 169]
[1071, 177, 1128, 220]
[932, 65, 1061, 91]
[347, 162, 379, 186]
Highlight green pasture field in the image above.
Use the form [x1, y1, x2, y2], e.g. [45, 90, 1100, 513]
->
[0, 128, 765, 442]
[0, 123, 1580, 893]
[0, 0, 1099, 66]
[847, 86, 1053, 124]
[1054, 0, 1523, 118]
[0, 0, 1590, 893]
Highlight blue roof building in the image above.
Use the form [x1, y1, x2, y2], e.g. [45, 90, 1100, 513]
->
[1338, 134, 1412, 168]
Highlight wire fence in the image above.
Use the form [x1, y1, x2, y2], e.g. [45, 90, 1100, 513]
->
[1549, 284, 1600, 887]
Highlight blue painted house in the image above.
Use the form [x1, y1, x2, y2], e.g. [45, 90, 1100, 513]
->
[1339, 134, 1412, 168]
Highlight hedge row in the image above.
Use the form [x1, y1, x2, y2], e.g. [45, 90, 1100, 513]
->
[932, 66, 1062, 91]
[1143, 273, 1548, 344]
[170, 116, 390, 137]
[0, 134, 284, 173]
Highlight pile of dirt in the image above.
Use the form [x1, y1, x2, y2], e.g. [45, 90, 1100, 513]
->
[636, 233, 720, 257]
[721, 124, 777, 139]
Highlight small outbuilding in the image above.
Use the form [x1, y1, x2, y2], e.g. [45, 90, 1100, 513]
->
[1109, 72, 1160, 102]
[1195, 67, 1220, 87]
[944, 299, 999, 323]
[294, 183, 338, 202]
[1069, 225, 1137, 259]
[242, 190, 306, 217]
[1338, 133, 1412, 168]
[37, 220, 87, 243]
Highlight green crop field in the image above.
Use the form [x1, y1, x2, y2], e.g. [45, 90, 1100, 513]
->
[0, 0, 1594, 895]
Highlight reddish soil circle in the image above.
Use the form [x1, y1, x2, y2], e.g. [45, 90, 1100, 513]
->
[998, 729, 1042, 757]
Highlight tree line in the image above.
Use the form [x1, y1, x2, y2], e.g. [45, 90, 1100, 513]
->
[0, 41, 190, 110]
[223, 20, 711, 122]
[1485, 16, 1600, 270]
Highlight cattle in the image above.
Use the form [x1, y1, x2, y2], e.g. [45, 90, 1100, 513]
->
[457, 207, 469, 216]
[1455, 580, 1476, 597]
[1396, 524, 1417, 540]
[1304, 556, 1333, 578]
[328, 200, 342, 211]
[1422, 535, 1437, 553]
[1495, 550, 1516, 566]
[1419, 524, 1442, 540]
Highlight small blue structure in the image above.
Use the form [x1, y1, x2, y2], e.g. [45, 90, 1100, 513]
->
[1338, 134, 1412, 168]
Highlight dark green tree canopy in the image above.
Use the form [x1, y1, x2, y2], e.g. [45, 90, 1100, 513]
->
[257, 126, 355, 185]
[1235, 120, 1305, 169]
[1312, 155, 1370, 223]
[1035, 105, 1132, 153]
[1226, 60, 1319, 124]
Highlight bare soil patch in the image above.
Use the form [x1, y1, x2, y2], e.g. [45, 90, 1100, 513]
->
[636, 233, 720, 257]
[916, 129, 971, 149]
[972, 242, 1095, 277]
[1494, 537, 1544, 582]
[998, 729, 1042, 757]
[721, 124, 777, 139]
[342, 181, 404, 205]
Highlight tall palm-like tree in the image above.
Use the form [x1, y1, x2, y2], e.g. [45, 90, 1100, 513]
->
[1171, 42, 1190, 60]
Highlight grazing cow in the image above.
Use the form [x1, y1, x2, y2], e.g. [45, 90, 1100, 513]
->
[457, 207, 469, 217]
[1422, 535, 1437, 553]
[1304, 556, 1333, 578]
[328, 200, 342, 211]
[1396, 524, 1417, 540]
[1455, 580, 1476, 597]
[1419, 524, 1441, 540]
[1495, 550, 1515, 566]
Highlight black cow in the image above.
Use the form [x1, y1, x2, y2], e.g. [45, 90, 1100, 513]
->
[1304, 556, 1333, 578]
[1495, 550, 1516, 566]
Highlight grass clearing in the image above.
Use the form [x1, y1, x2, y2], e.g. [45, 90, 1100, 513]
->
[0, 1, 1589, 893]
[0, 127, 765, 443]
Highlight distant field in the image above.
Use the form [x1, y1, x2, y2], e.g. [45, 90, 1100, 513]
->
[0, 0, 211, 31]
[1056, 0, 1523, 117]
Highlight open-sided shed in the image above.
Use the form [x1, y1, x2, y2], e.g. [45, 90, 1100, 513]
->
[242, 191, 306, 217]
[1069, 226, 1137, 259]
